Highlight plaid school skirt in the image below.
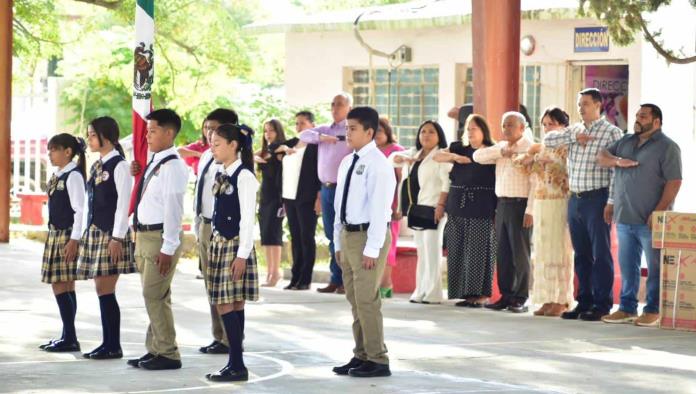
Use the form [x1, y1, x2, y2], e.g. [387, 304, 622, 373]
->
[207, 233, 259, 304]
[41, 228, 78, 284]
[76, 225, 137, 280]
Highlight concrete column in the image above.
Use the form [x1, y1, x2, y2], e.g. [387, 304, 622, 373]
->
[0, 1, 13, 243]
[472, 0, 521, 140]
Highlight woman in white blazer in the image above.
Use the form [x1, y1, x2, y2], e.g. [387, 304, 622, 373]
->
[390, 121, 451, 304]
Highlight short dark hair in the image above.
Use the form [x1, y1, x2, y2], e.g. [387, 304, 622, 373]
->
[146, 109, 182, 135]
[579, 88, 603, 103]
[347, 107, 379, 139]
[641, 103, 663, 124]
[205, 108, 238, 125]
[295, 110, 315, 124]
[416, 120, 448, 150]
[541, 106, 570, 127]
[377, 117, 395, 144]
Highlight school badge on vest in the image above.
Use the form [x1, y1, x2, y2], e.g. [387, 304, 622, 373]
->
[101, 171, 110, 182]
[57, 180, 66, 191]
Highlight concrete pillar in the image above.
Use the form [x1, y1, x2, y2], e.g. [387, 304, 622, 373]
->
[0, 1, 13, 243]
[472, 0, 521, 140]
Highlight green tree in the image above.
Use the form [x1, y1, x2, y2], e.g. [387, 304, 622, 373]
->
[579, 0, 696, 64]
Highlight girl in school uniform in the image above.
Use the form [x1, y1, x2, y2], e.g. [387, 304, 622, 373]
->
[76, 116, 136, 359]
[205, 123, 259, 382]
[40, 133, 86, 353]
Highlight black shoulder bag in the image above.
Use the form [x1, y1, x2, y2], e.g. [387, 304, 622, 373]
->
[401, 160, 437, 231]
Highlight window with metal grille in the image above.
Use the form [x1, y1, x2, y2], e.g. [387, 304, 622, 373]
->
[350, 67, 439, 148]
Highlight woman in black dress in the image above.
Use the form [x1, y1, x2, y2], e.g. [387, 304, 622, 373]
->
[434, 114, 496, 307]
[255, 119, 286, 287]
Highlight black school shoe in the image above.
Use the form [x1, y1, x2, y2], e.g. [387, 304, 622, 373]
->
[139, 355, 182, 370]
[127, 352, 154, 367]
[89, 348, 123, 360]
[206, 342, 230, 354]
[44, 339, 80, 353]
[348, 361, 391, 378]
[39, 339, 60, 350]
[333, 357, 364, 375]
[561, 306, 589, 320]
[206, 366, 249, 382]
[484, 297, 510, 311]
[579, 309, 607, 322]
[83, 344, 104, 359]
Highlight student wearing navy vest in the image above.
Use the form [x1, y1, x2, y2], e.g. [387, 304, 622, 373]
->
[204, 123, 259, 382]
[194, 108, 239, 355]
[76, 116, 135, 360]
[40, 133, 86, 353]
[332, 107, 395, 378]
[126, 109, 188, 370]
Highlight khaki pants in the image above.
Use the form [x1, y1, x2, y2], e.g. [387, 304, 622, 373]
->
[338, 229, 391, 365]
[197, 220, 227, 345]
[135, 230, 183, 360]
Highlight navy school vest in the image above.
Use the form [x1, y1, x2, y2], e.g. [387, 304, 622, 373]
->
[48, 168, 83, 230]
[212, 165, 249, 240]
[88, 155, 125, 233]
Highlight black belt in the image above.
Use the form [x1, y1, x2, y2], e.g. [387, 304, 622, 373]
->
[201, 217, 212, 224]
[345, 223, 370, 232]
[323, 182, 337, 188]
[570, 187, 608, 199]
[498, 197, 527, 202]
[135, 223, 164, 232]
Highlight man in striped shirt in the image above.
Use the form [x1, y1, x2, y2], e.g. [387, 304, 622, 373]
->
[543, 88, 623, 321]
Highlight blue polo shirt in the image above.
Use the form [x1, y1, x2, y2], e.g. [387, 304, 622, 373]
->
[607, 129, 682, 224]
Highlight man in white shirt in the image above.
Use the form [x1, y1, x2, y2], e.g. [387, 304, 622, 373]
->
[332, 107, 394, 378]
[127, 109, 188, 371]
[473, 111, 535, 313]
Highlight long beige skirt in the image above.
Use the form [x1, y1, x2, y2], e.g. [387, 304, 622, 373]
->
[532, 198, 574, 305]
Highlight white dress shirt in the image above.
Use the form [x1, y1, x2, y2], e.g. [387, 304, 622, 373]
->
[333, 141, 395, 258]
[217, 159, 259, 260]
[54, 161, 86, 241]
[281, 145, 306, 200]
[389, 148, 452, 208]
[194, 149, 219, 219]
[136, 146, 188, 255]
[99, 149, 133, 239]
[473, 135, 536, 215]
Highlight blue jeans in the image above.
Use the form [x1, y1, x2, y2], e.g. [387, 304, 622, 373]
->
[617, 223, 660, 314]
[567, 191, 614, 313]
[320, 185, 342, 286]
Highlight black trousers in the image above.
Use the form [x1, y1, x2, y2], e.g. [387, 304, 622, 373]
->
[285, 199, 318, 287]
[494, 198, 532, 301]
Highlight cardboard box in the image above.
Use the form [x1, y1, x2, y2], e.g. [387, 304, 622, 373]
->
[659, 248, 696, 331]
[652, 211, 696, 250]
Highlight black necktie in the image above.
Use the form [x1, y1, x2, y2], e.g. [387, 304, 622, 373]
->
[133, 156, 155, 226]
[195, 157, 215, 216]
[340, 154, 360, 225]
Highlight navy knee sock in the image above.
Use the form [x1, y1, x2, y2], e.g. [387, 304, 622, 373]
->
[236, 309, 245, 336]
[55, 293, 77, 343]
[99, 293, 121, 351]
[221, 311, 245, 370]
[68, 291, 77, 314]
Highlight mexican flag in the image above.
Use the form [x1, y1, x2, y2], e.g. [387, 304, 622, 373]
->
[129, 0, 154, 213]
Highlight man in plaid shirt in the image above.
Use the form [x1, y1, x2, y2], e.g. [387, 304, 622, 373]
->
[543, 88, 623, 322]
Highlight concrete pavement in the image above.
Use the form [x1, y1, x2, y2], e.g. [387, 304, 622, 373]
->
[1, 238, 695, 393]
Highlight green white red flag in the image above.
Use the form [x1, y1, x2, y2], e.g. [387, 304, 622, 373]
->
[129, 0, 154, 213]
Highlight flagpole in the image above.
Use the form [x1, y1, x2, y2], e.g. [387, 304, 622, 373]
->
[129, 0, 155, 214]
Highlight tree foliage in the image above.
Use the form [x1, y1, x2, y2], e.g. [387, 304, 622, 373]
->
[579, 0, 696, 64]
